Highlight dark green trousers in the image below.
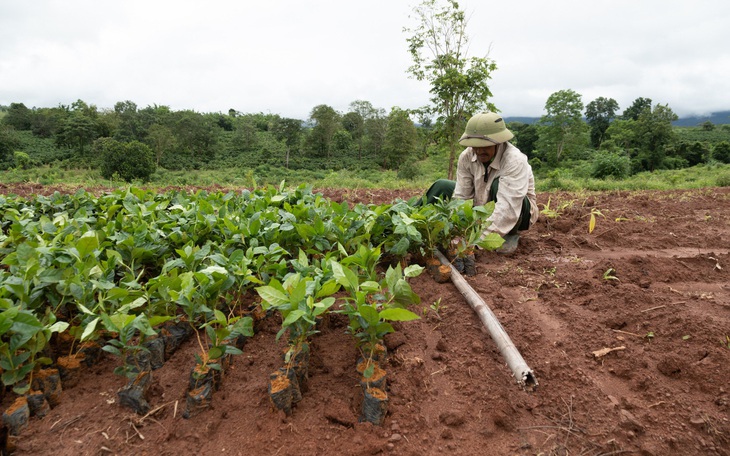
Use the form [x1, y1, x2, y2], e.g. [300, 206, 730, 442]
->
[418, 178, 531, 234]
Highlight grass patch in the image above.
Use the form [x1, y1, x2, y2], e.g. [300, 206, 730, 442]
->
[2, 157, 729, 194]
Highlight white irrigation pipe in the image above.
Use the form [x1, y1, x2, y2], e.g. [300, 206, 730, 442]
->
[435, 249, 538, 391]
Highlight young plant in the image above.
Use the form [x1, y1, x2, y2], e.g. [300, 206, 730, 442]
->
[588, 208, 604, 234]
[256, 272, 337, 368]
[447, 199, 504, 257]
[603, 268, 619, 281]
[429, 298, 445, 318]
[100, 301, 158, 378]
[331, 257, 422, 372]
[197, 310, 253, 374]
[0, 307, 68, 394]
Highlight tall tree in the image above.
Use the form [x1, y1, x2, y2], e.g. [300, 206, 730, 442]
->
[622, 97, 652, 121]
[634, 103, 678, 171]
[306, 104, 340, 158]
[230, 116, 260, 153]
[146, 123, 176, 167]
[585, 97, 619, 148]
[0, 125, 21, 163]
[405, 0, 497, 179]
[56, 101, 100, 157]
[2, 103, 32, 131]
[363, 110, 388, 162]
[167, 110, 217, 167]
[342, 110, 365, 159]
[113, 100, 143, 141]
[349, 100, 385, 161]
[272, 117, 303, 168]
[537, 89, 586, 164]
[508, 122, 539, 159]
[383, 107, 418, 169]
[30, 107, 64, 138]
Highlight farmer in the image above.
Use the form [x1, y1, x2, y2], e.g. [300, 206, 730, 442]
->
[420, 112, 538, 254]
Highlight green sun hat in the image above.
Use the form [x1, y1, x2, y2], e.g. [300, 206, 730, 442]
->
[458, 112, 514, 147]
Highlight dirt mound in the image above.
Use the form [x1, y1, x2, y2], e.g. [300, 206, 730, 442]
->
[2, 185, 729, 455]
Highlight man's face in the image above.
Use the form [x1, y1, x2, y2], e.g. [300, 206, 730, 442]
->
[473, 145, 497, 163]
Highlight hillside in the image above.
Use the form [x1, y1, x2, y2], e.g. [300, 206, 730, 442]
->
[506, 110, 730, 126]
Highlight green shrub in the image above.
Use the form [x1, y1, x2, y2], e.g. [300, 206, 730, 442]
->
[661, 156, 689, 170]
[98, 138, 156, 182]
[713, 141, 730, 164]
[13, 151, 32, 169]
[716, 173, 730, 187]
[397, 161, 421, 181]
[591, 153, 630, 179]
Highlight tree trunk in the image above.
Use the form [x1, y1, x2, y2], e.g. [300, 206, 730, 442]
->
[447, 141, 457, 180]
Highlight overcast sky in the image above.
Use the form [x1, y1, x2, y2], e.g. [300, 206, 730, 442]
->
[1, 0, 729, 120]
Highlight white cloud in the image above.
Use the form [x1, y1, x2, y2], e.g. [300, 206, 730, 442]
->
[1, 0, 729, 118]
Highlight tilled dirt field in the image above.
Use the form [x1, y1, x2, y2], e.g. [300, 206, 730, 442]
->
[2, 184, 729, 455]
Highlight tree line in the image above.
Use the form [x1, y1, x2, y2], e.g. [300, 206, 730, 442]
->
[1, 93, 729, 183]
[0, 99, 425, 181]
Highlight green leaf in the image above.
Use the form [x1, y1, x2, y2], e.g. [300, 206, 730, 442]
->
[379, 308, 421, 322]
[289, 279, 308, 306]
[357, 304, 379, 327]
[374, 321, 394, 336]
[213, 309, 227, 324]
[208, 346, 224, 360]
[231, 316, 254, 338]
[404, 264, 424, 278]
[76, 231, 99, 258]
[126, 297, 147, 311]
[330, 261, 351, 288]
[342, 266, 360, 293]
[282, 309, 305, 327]
[390, 237, 410, 256]
[132, 314, 157, 337]
[80, 317, 100, 342]
[76, 303, 95, 316]
[393, 279, 420, 306]
[475, 232, 504, 251]
[315, 280, 340, 298]
[224, 345, 243, 356]
[102, 345, 122, 357]
[313, 297, 336, 316]
[0, 307, 19, 335]
[47, 321, 69, 334]
[9, 311, 43, 351]
[148, 315, 174, 327]
[363, 363, 374, 379]
[256, 285, 289, 308]
[200, 265, 228, 276]
[360, 281, 380, 293]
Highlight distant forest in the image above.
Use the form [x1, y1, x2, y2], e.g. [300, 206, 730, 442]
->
[1, 96, 730, 184]
[506, 110, 730, 127]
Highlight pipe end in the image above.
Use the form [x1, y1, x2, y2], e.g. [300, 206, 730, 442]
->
[520, 371, 538, 392]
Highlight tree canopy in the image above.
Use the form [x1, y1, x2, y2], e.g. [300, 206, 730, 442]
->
[405, 0, 497, 179]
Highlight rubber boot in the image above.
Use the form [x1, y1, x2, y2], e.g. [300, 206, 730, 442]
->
[496, 234, 519, 255]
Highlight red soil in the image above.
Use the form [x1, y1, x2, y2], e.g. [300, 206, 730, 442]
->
[2, 184, 729, 455]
